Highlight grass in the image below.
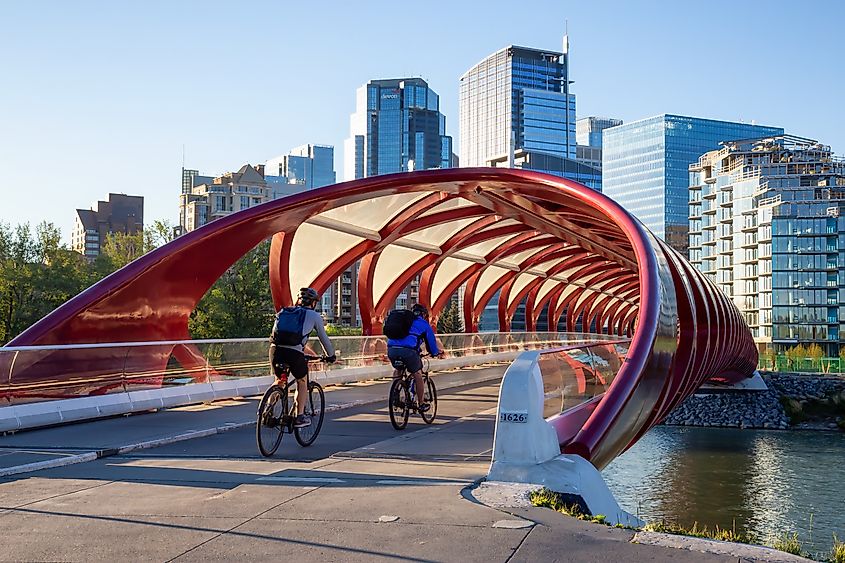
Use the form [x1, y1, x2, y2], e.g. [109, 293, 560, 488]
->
[643, 520, 758, 545]
[830, 535, 845, 563]
[528, 488, 610, 525]
[770, 532, 804, 556]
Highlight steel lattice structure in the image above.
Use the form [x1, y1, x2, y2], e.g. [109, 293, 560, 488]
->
[6, 169, 757, 467]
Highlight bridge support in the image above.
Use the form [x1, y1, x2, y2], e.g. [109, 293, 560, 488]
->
[487, 351, 642, 527]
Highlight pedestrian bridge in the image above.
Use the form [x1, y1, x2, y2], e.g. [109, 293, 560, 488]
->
[1, 169, 757, 472]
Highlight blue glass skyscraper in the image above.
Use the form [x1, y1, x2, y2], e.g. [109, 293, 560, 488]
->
[460, 42, 576, 167]
[343, 78, 454, 180]
[603, 114, 783, 254]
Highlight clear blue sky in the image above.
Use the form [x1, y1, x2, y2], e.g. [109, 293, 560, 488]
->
[3, 0, 843, 241]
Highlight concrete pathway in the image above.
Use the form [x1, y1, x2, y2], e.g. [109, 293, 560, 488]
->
[0, 365, 773, 561]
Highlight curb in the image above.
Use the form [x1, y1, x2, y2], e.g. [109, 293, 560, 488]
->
[0, 452, 99, 478]
[0, 368, 504, 478]
[633, 531, 814, 563]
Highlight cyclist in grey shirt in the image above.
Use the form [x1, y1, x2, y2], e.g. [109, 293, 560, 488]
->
[270, 287, 336, 428]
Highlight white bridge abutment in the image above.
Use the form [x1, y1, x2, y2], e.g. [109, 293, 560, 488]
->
[487, 349, 643, 527]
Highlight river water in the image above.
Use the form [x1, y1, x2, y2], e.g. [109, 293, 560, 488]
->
[602, 426, 845, 555]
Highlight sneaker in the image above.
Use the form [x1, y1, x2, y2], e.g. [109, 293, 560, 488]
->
[293, 414, 311, 428]
[418, 403, 430, 413]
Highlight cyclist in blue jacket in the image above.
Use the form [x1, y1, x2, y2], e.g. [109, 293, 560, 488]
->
[386, 304, 443, 412]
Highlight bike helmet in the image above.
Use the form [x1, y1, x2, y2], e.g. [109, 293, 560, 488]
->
[299, 287, 320, 306]
[411, 303, 429, 319]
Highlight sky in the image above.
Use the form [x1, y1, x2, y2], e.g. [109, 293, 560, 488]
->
[2, 0, 844, 242]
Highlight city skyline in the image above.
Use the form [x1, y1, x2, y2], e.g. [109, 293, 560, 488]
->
[3, 0, 844, 241]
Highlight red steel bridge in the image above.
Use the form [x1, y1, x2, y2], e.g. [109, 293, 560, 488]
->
[3, 169, 757, 469]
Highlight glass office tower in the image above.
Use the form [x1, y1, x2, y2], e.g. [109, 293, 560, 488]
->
[576, 116, 622, 148]
[459, 42, 576, 167]
[343, 78, 454, 180]
[265, 144, 336, 190]
[689, 136, 845, 355]
[603, 115, 783, 255]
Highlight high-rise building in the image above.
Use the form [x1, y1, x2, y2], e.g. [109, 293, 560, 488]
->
[265, 144, 336, 190]
[180, 164, 269, 232]
[575, 116, 622, 172]
[459, 40, 601, 192]
[343, 78, 454, 181]
[179, 168, 213, 235]
[72, 193, 144, 259]
[460, 42, 576, 167]
[603, 115, 783, 255]
[689, 135, 845, 355]
[576, 116, 622, 148]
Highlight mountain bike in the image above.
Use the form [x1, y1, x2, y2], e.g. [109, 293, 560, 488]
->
[388, 353, 437, 430]
[257, 355, 326, 457]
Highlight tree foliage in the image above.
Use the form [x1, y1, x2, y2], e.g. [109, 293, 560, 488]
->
[0, 222, 100, 344]
[188, 240, 275, 339]
[436, 299, 464, 334]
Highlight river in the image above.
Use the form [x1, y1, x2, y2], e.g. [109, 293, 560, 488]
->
[602, 426, 845, 556]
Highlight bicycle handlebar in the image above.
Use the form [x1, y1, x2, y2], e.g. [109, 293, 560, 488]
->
[304, 354, 328, 362]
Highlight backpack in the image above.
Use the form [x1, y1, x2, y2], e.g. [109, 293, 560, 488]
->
[272, 306, 307, 346]
[383, 309, 415, 340]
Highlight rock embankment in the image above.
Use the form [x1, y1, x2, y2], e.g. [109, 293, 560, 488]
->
[662, 373, 845, 430]
[662, 387, 789, 429]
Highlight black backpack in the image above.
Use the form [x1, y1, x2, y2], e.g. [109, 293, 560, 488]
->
[383, 309, 415, 340]
[272, 306, 307, 346]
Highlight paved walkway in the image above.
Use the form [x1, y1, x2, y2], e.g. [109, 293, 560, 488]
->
[0, 365, 768, 561]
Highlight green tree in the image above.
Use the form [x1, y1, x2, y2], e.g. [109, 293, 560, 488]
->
[189, 240, 275, 339]
[437, 300, 464, 334]
[0, 222, 94, 344]
[785, 344, 808, 371]
[99, 230, 149, 270]
[806, 343, 824, 370]
[760, 347, 776, 371]
[145, 219, 177, 249]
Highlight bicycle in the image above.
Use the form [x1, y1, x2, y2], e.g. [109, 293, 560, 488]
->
[257, 354, 326, 457]
[388, 353, 437, 430]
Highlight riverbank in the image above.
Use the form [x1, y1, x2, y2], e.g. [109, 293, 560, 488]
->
[662, 373, 845, 430]
[472, 482, 810, 562]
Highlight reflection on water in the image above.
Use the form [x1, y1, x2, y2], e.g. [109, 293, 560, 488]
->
[602, 426, 845, 555]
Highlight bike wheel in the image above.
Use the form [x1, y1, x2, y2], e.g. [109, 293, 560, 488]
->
[256, 385, 286, 457]
[421, 376, 437, 424]
[388, 378, 410, 430]
[294, 381, 325, 447]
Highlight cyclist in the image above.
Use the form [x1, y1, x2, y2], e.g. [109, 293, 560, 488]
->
[269, 287, 336, 428]
[386, 303, 443, 413]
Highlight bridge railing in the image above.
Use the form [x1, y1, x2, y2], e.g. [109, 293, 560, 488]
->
[0, 332, 613, 431]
